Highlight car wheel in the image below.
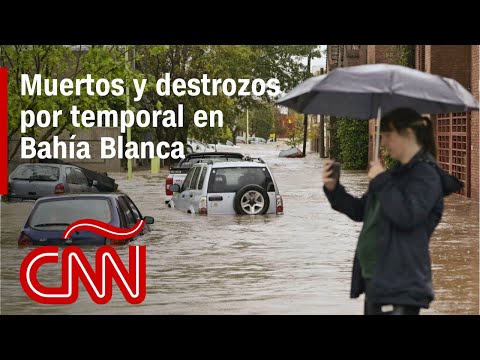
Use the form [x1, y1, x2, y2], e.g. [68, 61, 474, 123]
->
[234, 185, 269, 215]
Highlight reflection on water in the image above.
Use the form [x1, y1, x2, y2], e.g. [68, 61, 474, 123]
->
[1, 143, 478, 314]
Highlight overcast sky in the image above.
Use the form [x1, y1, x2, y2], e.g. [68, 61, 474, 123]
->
[301, 45, 327, 70]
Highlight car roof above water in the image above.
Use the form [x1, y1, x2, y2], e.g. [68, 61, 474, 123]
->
[210, 161, 266, 168]
[184, 151, 244, 158]
[34, 193, 127, 202]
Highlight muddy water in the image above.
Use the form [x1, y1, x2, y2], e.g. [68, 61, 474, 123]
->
[1, 143, 478, 314]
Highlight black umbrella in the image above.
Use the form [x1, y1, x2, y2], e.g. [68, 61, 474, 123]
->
[276, 64, 479, 160]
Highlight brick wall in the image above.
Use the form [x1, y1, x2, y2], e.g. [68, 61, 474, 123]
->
[342, 46, 367, 67]
[425, 45, 476, 199]
[415, 45, 425, 71]
[471, 45, 479, 202]
[368, 45, 403, 65]
[428, 45, 471, 89]
[329, 45, 367, 69]
[367, 45, 376, 64]
[425, 45, 432, 73]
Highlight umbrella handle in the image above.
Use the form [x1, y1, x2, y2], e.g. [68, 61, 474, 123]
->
[374, 107, 382, 162]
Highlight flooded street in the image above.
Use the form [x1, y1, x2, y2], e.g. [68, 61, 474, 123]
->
[1, 143, 478, 314]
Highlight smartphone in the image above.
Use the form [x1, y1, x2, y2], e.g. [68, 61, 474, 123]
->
[330, 161, 341, 182]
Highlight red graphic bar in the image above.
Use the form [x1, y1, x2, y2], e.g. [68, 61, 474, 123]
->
[62, 218, 145, 241]
[0, 68, 7, 195]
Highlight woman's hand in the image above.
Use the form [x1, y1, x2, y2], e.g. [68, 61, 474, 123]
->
[323, 160, 337, 191]
[368, 160, 385, 181]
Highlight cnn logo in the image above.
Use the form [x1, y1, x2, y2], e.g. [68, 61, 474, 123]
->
[20, 246, 146, 305]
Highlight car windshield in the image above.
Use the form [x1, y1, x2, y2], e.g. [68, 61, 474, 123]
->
[208, 167, 274, 193]
[11, 165, 60, 181]
[29, 198, 112, 229]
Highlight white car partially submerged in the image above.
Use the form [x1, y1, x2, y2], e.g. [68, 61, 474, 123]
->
[186, 139, 213, 153]
[168, 159, 283, 215]
[208, 141, 241, 152]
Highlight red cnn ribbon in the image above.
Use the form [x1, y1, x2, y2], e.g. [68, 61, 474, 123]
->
[62, 219, 145, 241]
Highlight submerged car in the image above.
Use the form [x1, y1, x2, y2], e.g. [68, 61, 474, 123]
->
[168, 159, 283, 215]
[8, 163, 99, 201]
[18, 193, 154, 247]
[186, 139, 213, 154]
[165, 152, 246, 204]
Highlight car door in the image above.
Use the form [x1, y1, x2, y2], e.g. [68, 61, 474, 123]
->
[179, 166, 201, 213]
[206, 167, 237, 215]
[189, 165, 207, 213]
[173, 167, 195, 211]
[124, 195, 149, 235]
[117, 197, 136, 228]
[115, 197, 138, 243]
[65, 167, 82, 193]
[73, 168, 91, 192]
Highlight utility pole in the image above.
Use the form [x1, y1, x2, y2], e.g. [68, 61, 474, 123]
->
[125, 45, 133, 180]
[246, 107, 249, 144]
[302, 55, 312, 157]
[319, 115, 325, 158]
[319, 68, 325, 158]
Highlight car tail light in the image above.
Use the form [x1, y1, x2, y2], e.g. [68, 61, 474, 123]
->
[105, 238, 129, 246]
[55, 183, 65, 194]
[18, 232, 33, 247]
[199, 196, 208, 215]
[276, 194, 284, 214]
[165, 176, 173, 196]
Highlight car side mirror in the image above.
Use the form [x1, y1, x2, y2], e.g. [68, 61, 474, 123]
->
[91, 180, 98, 187]
[143, 216, 154, 224]
[170, 184, 181, 192]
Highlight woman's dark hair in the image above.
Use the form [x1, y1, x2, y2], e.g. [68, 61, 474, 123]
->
[380, 108, 436, 157]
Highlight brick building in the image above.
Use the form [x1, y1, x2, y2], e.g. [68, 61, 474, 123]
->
[327, 45, 367, 71]
[366, 45, 479, 201]
[414, 45, 476, 198]
[471, 45, 479, 201]
[323, 45, 479, 200]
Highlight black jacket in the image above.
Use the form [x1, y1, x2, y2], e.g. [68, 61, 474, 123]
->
[324, 150, 463, 308]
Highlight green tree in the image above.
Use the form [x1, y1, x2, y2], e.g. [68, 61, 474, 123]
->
[135, 45, 323, 153]
[135, 45, 243, 150]
[251, 45, 324, 92]
[336, 117, 369, 170]
[387, 45, 415, 68]
[1, 45, 134, 160]
[327, 117, 341, 162]
[236, 102, 275, 140]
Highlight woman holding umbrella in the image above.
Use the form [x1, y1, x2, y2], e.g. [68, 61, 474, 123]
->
[322, 107, 463, 315]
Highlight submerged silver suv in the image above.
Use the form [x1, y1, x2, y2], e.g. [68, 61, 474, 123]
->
[168, 159, 283, 215]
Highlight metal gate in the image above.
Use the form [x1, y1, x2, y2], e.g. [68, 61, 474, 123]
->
[435, 112, 471, 196]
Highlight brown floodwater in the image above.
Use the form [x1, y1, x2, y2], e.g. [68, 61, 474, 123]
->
[1, 143, 478, 314]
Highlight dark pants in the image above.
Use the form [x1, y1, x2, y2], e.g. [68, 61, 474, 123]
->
[363, 279, 420, 315]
